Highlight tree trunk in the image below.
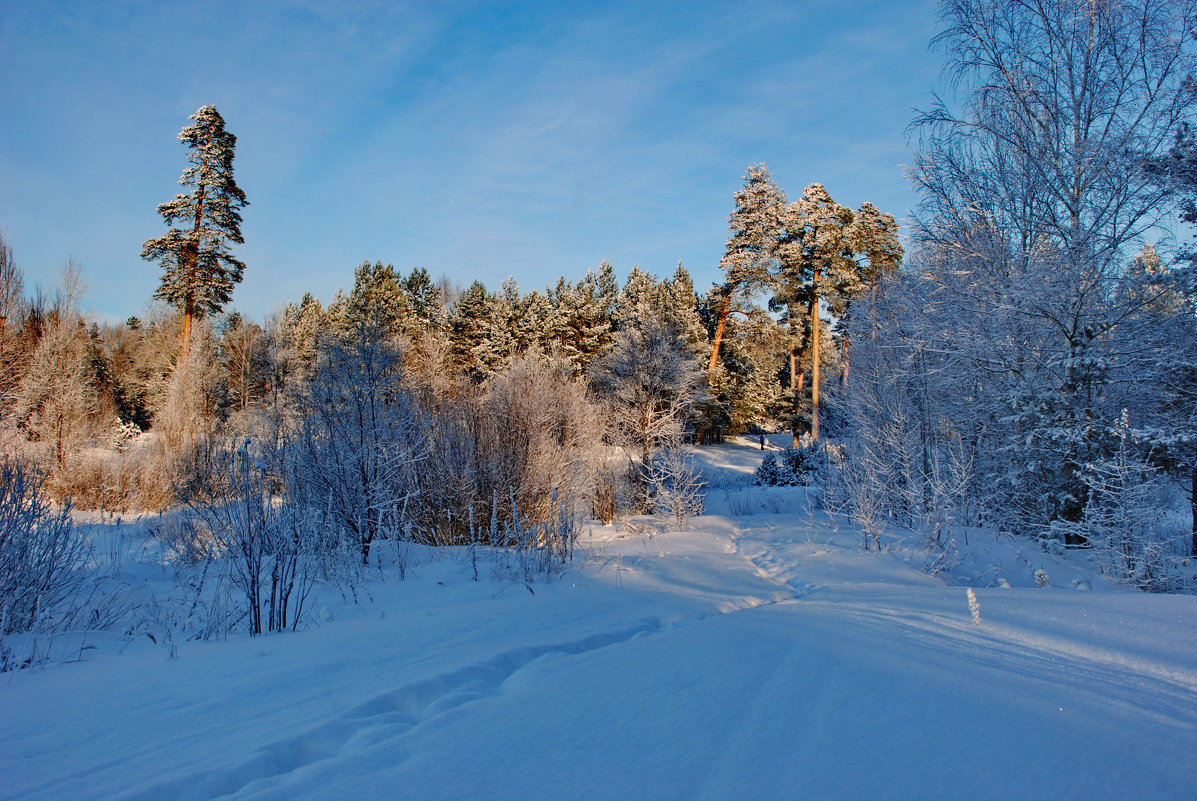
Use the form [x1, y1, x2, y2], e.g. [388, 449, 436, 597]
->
[789, 336, 798, 438]
[791, 347, 806, 448]
[181, 182, 206, 356]
[1191, 465, 1196, 557]
[842, 336, 851, 388]
[708, 293, 732, 372]
[54, 413, 65, 471]
[809, 274, 821, 442]
[182, 304, 193, 352]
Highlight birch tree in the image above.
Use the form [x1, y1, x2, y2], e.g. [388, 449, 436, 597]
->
[901, 0, 1197, 534]
[15, 265, 99, 472]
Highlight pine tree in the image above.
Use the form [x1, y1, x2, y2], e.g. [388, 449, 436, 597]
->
[550, 265, 618, 377]
[283, 292, 326, 382]
[519, 289, 556, 353]
[614, 265, 658, 332]
[142, 106, 248, 349]
[337, 261, 407, 338]
[594, 258, 619, 308]
[660, 263, 708, 354]
[838, 201, 902, 385]
[777, 184, 856, 441]
[449, 281, 488, 375]
[712, 165, 786, 371]
[402, 267, 445, 332]
[700, 287, 786, 439]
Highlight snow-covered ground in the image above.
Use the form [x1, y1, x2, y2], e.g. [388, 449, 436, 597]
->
[3, 438, 1195, 800]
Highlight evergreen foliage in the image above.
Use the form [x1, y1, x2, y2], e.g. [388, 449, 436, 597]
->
[753, 444, 825, 487]
[141, 106, 248, 344]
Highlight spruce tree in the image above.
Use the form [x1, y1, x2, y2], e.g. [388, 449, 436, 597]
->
[142, 106, 248, 349]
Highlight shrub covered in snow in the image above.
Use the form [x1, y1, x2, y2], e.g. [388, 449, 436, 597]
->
[0, 459, 90, 637]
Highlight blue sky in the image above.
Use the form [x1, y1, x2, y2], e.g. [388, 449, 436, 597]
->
[1, 0, 943, 323]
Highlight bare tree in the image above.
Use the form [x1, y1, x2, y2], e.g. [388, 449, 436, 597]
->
[906, 0, 1197, 531]
[478, 351, 599, 531]
[0, 234, 27, 412]
[14, 265, 99, 472]
[290, 321, 427, 563]
[221, 313, 265, 425]
[591, 314, 705, 510]
[154, 321, 227, 452]
[0, 460, 89, 640]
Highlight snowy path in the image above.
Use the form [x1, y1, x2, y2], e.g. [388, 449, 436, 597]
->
[3, 463, 1196, 799]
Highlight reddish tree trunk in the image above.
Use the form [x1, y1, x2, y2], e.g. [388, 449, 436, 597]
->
[181, 183, 206, 356]
[708, 293, 732, 372]
[842, 337, 851, 388]
[809, 273, 821, 442]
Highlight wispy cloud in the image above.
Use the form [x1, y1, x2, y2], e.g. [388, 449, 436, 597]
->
[1, 0, 942, 318]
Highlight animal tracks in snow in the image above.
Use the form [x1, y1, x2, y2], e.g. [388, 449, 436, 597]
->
[728, 526, 824, 602]
[119, 619, 678, 801]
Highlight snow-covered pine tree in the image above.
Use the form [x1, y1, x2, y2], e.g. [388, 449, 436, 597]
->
[613, 265, 658, 333]
[402, 267, 446, 333]
[514, 288, 555, 355]
[141, 106, 248, 350]
[839, 201, 902, 385]
[550, 264, 617, 377]
[661, 263, 708, 355]
[549, 277, 585, 375]
[475, 277, 521, 373]
[282, 292, 325, 382]
[699, 292, 787, 439]
[336, 261, 408, 340]
[594, 259, 620, 332]
[776, 184, 857, 441]
[449, 280, 493, 379]
[712, 165, 785, 372]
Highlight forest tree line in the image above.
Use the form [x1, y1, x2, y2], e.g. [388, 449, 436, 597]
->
[3, 0, 1197, 617]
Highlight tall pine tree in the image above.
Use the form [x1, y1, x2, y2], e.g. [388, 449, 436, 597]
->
[142, 106, 248, 349]
[712, 165, 786, 371]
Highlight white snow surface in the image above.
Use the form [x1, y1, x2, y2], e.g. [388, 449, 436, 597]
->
[3, 438, 1195, 800]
